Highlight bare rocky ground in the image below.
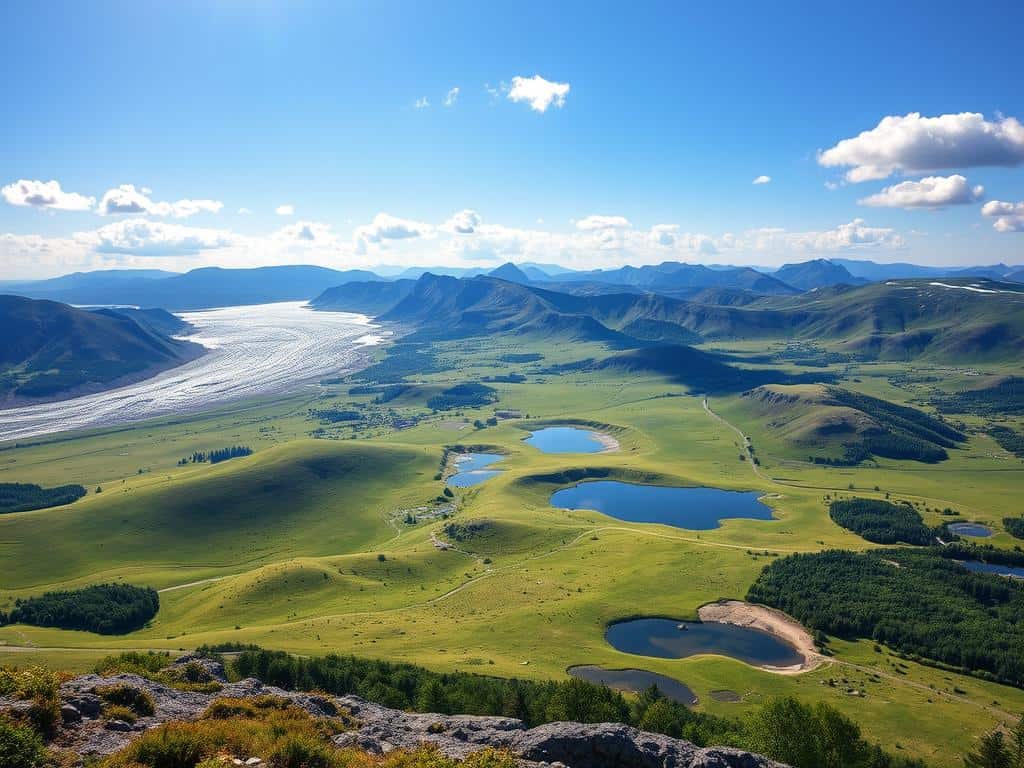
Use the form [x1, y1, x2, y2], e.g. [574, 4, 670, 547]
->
[1, 655, 785, 768]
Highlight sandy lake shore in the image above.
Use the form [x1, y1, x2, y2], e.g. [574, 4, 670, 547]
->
[698, 599, 824, 674]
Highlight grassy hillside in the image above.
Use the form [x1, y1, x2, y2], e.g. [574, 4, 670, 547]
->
[0, 295, 202, 402]
[0, 440, 437, 593]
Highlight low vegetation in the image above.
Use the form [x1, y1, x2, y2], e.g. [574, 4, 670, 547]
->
[0, 583, 158, 634]
[0, 481, 86, 514]
[990, 426, 1024, 458]
[828, 498, 936, 545]
[748, 549, 1024, 687]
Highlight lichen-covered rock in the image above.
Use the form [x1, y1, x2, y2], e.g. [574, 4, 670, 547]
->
[334, 696, 784, 768]
[1, 674, 785, 768]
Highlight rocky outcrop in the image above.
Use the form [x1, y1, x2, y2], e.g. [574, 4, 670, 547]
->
[337, 696, 783, 767]
[4, 673, 785, 768]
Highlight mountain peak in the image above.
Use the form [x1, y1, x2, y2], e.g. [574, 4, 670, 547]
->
[488, 262, 532, 284]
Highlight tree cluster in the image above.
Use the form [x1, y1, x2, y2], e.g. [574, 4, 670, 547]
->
[1, 583, 159, 634]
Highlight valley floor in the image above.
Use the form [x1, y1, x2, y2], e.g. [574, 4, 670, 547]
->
[2, 333, 1023, 767]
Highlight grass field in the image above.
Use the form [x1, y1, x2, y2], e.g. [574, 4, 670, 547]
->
[2, 333, 1023, 766]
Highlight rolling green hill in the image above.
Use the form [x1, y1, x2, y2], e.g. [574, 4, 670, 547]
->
[0, 295, 203, 403]
[0, 440, 437, 591]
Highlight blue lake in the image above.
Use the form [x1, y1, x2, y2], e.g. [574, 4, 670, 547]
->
[606, 618, 804, 668]
[567, 665, 697, 705]
[524, 427, 609, 454]
[959, 560, 1024, 579]
[948, 522, 993, 538]
[447, 453, 505, 488]
[549, 481, 772, 530]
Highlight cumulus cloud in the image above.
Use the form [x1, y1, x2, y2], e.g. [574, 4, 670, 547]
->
[98, 184, 223, 218]
[752, 175, 772, 185]
[507, 75, 570, 113]
[819, 112, 1024, 182]
[576, 215, 631, 231]
[275, 204, 295, 216]
[273, 220, 337, 245]
[444, 87, 459, 107]
[354, 213, 434, 253]
[981, 200, 1024, 232]
[442, 209, 482, 234]
[76, 219, 236, 256]
[858, 175, 985, 209]
[414, 97, 429, 109]
[2, 179, 95, 211]
[750, 219, 904, 252]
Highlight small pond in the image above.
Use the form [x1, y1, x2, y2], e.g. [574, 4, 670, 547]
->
[447, 453, 505, 488]
[567, 665, 697, 705]
[524, 427, 610, 454]
[606, 618, 804, 668]
[948, 522, 993, 538]
[549, 481, 772, 530]
[959, 560, 1024, 579]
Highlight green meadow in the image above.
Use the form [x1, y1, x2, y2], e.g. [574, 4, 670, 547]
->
[2, 334, 1024, 767]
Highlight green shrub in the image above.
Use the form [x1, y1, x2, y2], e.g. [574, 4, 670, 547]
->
[103, 704, 138, 724]
[97, 684, 156, 716]
[268, 733, 337, 768]
[0, 720, 46, 768]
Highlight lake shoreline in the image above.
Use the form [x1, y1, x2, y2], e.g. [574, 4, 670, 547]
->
[697, 599, 823, 674]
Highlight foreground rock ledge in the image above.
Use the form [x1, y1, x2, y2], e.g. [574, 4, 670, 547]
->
[5, 666, 785, 768]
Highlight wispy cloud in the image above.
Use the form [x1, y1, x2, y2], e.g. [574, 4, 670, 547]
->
[443, 87, 459, 107]
[752, 175, 772, 185]
[275, 204, 295, 216]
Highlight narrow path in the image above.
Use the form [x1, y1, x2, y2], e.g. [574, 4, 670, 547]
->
[702, 398, 767, 482]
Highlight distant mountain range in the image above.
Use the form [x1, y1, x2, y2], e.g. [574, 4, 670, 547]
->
[3, 265, 382, 311]
[312, 271, 1024, 363]
[5, 258, 1023, 311]
[0, 295, 204, 405]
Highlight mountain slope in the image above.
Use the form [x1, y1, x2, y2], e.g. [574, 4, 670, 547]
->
[310, 279, 416, 315]
[0, 295, 203, 403]
[556, 261, 798, 295]
[773, 259, 866, 290]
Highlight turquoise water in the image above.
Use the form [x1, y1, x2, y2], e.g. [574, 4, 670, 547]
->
[550, 481, 772, 530]
[567, 665, 697, 705]
[524, 427, 607, 453]
[606, 618, 803, 667]
[447, 453, 504, 487]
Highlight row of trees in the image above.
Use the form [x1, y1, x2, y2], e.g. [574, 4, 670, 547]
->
[178, 446, 253, 465]
[427, 382, 498, 411]
[1005, 518, 1024, 540]
[748, 549, 1024, 687]
[0, 583, 158, 635]
[216, 647, 921, 768]
[0, 482, 86, 514]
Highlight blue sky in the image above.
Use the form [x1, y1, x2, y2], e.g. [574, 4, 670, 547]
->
[1, 0, 1022, 277]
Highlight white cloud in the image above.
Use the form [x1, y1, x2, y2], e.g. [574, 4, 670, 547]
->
[238, 207, 252, 215]
[752, 175, 772, 185]
[981, 200, 1024, 232]
[859, 175, 985, 209]
[98, 184, 223, 218]
[75, 219, 236, 256]
[507, 75, 570, 113]
[354, 212, 434, 253]
[749, 219, 904, 252]
[576, 214, 631, 231]
[443, 87, 459, 107]
[819, 112, 1024, 182]
[275, 204, 295, 216]
[442, 209, 482, 234]
[273, 220, 337, 245]
[414, 97, 430, 109]
[2, 179, 95, 211]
